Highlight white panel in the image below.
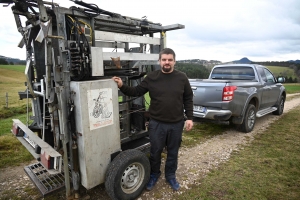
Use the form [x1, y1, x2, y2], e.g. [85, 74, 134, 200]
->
[94, 30, 160, 45]
[70, 79, 121, 189]
[91, 47, 104, 76]
[103, 52, 159, 61]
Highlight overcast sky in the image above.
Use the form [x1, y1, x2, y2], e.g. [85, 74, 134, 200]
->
[0, 0, 299, 62]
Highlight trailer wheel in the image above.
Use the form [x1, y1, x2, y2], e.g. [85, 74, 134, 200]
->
[273, 95, 284, 115]
[105, 149, 150, 200]
[239, 104, 256, 133]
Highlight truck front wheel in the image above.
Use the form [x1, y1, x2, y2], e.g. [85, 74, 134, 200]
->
[239, 104, 256, 133]
[105, 149, 150, 200]
[273, 95, 284, 115]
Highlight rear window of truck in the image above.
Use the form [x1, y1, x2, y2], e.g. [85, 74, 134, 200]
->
[211, 66, 255, 80]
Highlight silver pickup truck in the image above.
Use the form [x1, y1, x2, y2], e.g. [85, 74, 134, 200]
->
[190, 64, 286, 132]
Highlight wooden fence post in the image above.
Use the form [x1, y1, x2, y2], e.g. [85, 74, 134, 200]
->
[5, 92, 8, 108]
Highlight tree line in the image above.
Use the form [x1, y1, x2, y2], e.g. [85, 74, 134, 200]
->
[175, 63, 210, 79]
[252, 61, 298, 67]
[0, 58, 26, 65]
[0, 58, 14, 65]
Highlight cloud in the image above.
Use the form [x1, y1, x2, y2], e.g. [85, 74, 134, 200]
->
[173, 0, 300, 61]
[0, 0, 299, 62]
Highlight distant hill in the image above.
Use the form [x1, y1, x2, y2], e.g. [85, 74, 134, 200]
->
[232, 57, 252, 64]
[288, 60, 300, 64]
[233, 58, 300, 65]
[0, 55, 26, 65]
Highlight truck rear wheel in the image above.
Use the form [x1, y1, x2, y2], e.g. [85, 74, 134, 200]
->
[273, 95, 284, 115]
[105, 149, 150, 200]
[239, 104, 256, 133]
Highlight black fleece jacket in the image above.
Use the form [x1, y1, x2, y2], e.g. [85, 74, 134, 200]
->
[120, 69, 193, 123]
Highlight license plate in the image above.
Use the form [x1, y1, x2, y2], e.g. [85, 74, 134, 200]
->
[23, 133, 37, 148]
[194, 105, 206, 113]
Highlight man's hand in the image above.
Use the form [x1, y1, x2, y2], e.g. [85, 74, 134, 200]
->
[185, 119, 193, 131]
[112, 76, 123, 88]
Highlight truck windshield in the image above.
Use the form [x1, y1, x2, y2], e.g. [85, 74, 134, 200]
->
[211, 66, 255, 80]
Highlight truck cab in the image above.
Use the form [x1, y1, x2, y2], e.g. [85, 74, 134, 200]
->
[190, 64, 286, 133]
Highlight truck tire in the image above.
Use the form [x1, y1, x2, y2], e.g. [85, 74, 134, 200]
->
[273, 95, 284, 115]
[239, 104, 256, 133]
[105, 149, 150, 200]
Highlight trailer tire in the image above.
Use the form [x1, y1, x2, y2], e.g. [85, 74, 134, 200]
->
[238, 104, 256, 133]
[105, 149, 150, 200]
[273, 95, 284, 115]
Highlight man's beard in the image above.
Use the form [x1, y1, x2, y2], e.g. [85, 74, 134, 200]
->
[162, 65, 172, 73]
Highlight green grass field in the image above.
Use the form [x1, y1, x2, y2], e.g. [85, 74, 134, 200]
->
[266, 65, 297, 79]
[175, 105, 300, 200]
[0, 65, 26, 72]
[284, 83, 300, 94]
[0, 65, 27, 108]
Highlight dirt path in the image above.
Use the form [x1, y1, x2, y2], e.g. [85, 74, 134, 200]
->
[1, 94, 300, 200]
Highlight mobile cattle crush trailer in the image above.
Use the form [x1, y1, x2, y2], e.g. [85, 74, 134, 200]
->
[1, 0, 184, 199]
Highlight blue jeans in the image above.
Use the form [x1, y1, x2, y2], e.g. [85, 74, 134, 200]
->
[148, 118, 184, 180]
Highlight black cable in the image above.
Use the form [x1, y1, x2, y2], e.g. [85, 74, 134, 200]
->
[119, 96, 140, 104]
[70, 0, 121, 18]
[69, 6, 99, 18]
[66, 15, 92, 80]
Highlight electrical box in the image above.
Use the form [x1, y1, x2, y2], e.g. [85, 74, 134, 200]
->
[70, 79, 121, 189]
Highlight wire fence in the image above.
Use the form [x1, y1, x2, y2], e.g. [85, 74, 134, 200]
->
[1, 92, 24, 108]
[1, 92, 33, 112]
[1, 92, 27, 108]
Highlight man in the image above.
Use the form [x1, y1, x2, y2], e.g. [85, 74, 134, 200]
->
[112, 48, 193, 191]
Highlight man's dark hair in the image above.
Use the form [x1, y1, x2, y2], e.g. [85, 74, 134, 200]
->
[159, 48, 176, 60]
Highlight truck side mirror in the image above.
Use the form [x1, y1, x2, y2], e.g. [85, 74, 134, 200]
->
[277, 76, 285, 83]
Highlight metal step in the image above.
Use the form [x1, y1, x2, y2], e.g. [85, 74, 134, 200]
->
[24, 163, 67, 196]
[256, 107, 277, 117]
